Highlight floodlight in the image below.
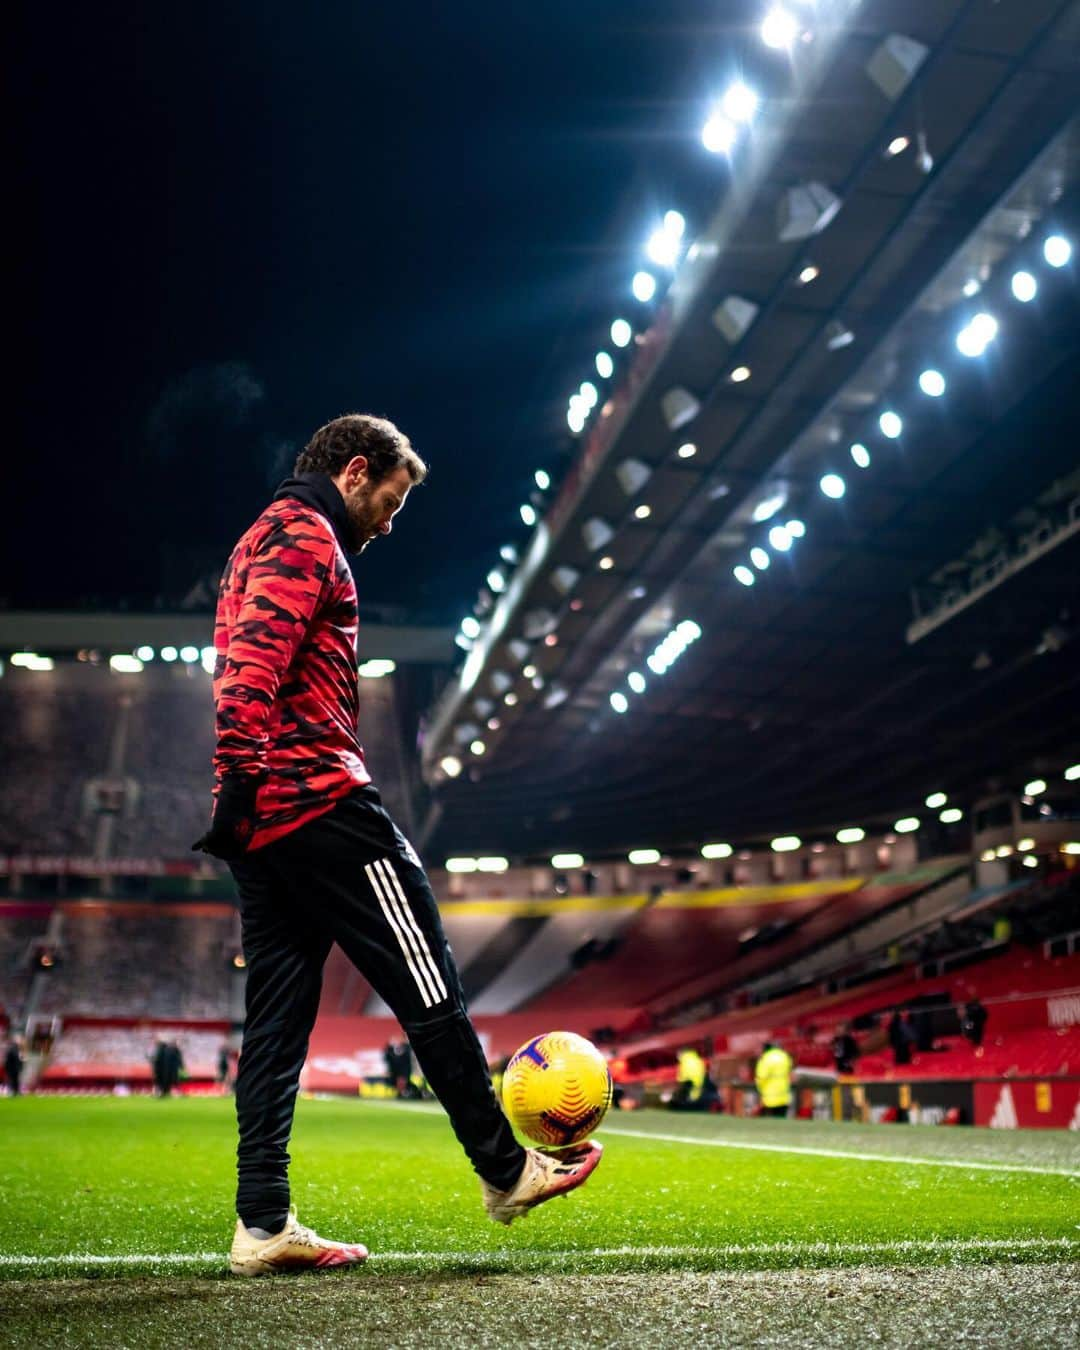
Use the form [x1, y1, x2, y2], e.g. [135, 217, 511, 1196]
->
[445, 858, 478, 873]
[628, 848, 661, 865]
[109, 655, 144, 674]
[634, 504, 652, 520]
[734, 565, 755, 587]
[534, 469, 551, 491]
[939, 808, 963, 824]
[477, 857, 508, 873]
[135, 645, 155, 662]
[768, 524, 792, 551]
[632, 271, 657, 302]
[771, 836, 801, 853]
[567, 406, 586, 433]
[761, 7, 798, 49]
[461, 616, 480, 639]
[1017, 838, 1035, 852]
[879, 410, 903, 437]
[179, 646, 199, 663]
[850, 442, 870, 468]
[1024, 778, 1047, 796]
[627, 671, 646, 694]
[797, 264, 819, 285]
[925, 792, 947, 809]
[610, 318, 632, 348]
[552, 853, 584, 870]
[520, 503, 537, 526]
[894, 817, 919, 833]
[730, 365, 751, 383]
[440, 756, 463, 778]
[595, 351, 614, 379]
[918, 370, 945, 397]
[470, 739, 486, 756]
[836, 828, 865, 844]
[1011, 271, 1037, 302]
[820, 473, 845, 499]
[785, 519, 805, 538]
[610, 691, 629, 714]
[702, 113, 737, 154]
[956, 312, 997, 357]
[1065, 764, 1080, 781]
[160, 646, 178, 662]
[721, 82, 759, 123]
[676, 442, 697, 459]
[750, 547, 770, 570]
[1043, 235, 1071, 267]
[701, 843, 733, 859]
[751, 485, 787, 522]
[885, 135, 910, 157]
[579, 381, 598, 408]
[646, 226, 681, 268]
[486, 569, 505, 594]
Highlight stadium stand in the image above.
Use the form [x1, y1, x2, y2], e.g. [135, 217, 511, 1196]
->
[0, 663, 412, 862]
[39, 1018, 227, 1090]
[0, 902, 53, 1026]
[0, 677, 109, 854]
[33, 901, 237, 1020]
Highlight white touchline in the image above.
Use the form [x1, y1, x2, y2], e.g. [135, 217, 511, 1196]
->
[362, 1102, 1080, 1179]
[599, 1125, 1080, 1178]
[0, 1236, 1075, 1270]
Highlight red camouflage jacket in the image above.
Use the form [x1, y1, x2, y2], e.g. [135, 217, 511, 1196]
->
[211, 489, 370, 849]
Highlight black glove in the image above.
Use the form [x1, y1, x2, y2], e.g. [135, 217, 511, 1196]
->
[192, 776, 260, 860]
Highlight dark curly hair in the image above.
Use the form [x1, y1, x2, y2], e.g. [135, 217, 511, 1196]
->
[294, 413, 428, 485]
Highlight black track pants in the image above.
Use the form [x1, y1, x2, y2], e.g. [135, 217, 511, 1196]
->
[229, 786, 525, 1229]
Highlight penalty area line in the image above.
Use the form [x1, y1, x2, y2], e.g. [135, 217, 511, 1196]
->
[1, 1236, 1076, 1272]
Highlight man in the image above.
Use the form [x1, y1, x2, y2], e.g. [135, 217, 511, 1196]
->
[887, 1009, 915, 1067]
[4, 1036, 25, 1096]
[831, 1022, 858, 1076]
[754, 1040, 793, 1118]
[961, 998, 988, 1048]
[195, 414, 600, 1277]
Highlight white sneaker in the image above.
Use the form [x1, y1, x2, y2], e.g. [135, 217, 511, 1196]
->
[480, 1140, 603, 1226]
[229, 1207, 368, 1276]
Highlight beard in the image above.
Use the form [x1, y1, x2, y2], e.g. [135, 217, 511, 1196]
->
[342, 484, 380, 553]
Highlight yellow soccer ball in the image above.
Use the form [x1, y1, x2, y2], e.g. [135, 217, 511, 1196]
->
[502, 1031, 613, 1147]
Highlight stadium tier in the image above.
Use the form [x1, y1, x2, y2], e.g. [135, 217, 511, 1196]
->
[31, 901, 239, 1021]
[38, 1018, 228, 1091]
[0, 663, 411, 862]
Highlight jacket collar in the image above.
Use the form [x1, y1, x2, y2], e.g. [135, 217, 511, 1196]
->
[272, 472, 358, 553]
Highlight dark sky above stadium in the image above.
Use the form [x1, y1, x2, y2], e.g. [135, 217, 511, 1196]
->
[11, 1, 762, 620]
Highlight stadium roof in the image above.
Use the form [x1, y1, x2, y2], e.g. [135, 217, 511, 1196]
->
[420, 0, 1080, 860]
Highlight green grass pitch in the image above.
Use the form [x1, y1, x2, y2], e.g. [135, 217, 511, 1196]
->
[0, 1095, 1077, 1346]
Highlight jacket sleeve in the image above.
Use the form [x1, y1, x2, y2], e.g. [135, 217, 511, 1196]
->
[213, 513, 338, 780]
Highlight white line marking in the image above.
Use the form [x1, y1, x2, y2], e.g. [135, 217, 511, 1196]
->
[363, 1101, 1080, 1179]
[599, 1125, 1080, 1179]
[0, 1236, 1075, 1272]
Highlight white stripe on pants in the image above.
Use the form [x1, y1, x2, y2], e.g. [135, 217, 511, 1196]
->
[364, 857, 447, 1008]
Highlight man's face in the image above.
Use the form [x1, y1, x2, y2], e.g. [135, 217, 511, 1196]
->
[341, 463, 413, 553]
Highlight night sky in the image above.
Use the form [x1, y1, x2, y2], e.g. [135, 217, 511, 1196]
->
[11, 2, 762, 620]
